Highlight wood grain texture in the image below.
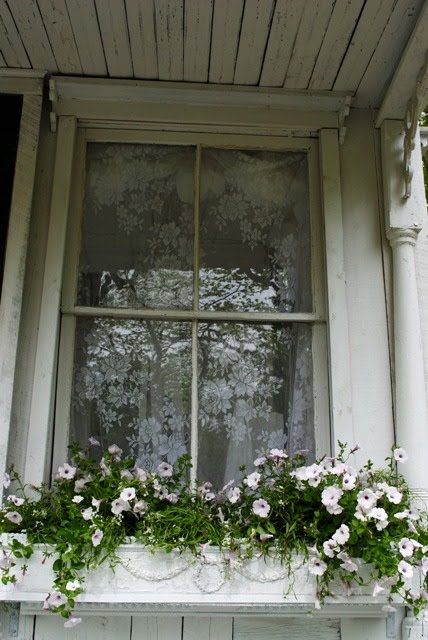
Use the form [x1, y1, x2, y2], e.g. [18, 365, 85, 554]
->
[66, 0, 107, 75]
[184, 0, 213, 82]
[234, 617, 340, 639]
[284, 0, 334, 89]
[34, 615, 132, 639]
[234, 0, 275, 85]
[95, 0, 133, 77]
[309, 0, 365, 90]
[0, 0, 30, 67]
[353, 0, 424, 107]
[8, 0, 57, 70]
[209, 0, 244, 83]
[125, 0, 158, 79]
[334, 0, 395, 92]
[131, 617, 182, 640]
[0, 95, 42, 501]
[182, 617, 233, 640]
[259, 0, 305, 87]
[155, 0, 184, 81]
[37, 0, 82, 73]
[0, 49, 4, 64]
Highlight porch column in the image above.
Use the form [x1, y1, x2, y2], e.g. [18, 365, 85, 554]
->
[381, 120, 428, 499]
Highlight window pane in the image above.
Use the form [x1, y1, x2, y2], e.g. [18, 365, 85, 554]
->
[70, 318, 192, 470]
[197, 322, 314, 487]
[77, 143, 195, 309]
[199, 149, 311, 312]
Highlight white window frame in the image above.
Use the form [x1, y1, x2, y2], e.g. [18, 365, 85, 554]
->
[22, 79, 354, 486]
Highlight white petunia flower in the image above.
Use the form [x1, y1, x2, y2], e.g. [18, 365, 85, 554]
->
[88, 437, 100, 447]
[321, 485, 343, 507]
[260, 533, 274, 542]
[91, 529, 103, 547]
[308, 557, 327, 576]
[111, 499, 130, 515]
[108, 444, 123, 457]
[393, 448, 408, 463]
[368, 507, 389, 530]
[332, 524, 350, 545]
[254, 456, 266, 466]
[386, 487, 402, 504]
[134, 468, 148, 483]
[422, 557, 428, 576]
[342, 473, 356, 490]
[47, 591, 67, 607]
[92, 497, 102, 511]
[2, 472, 11, 488]
[65, 580, 81, 591]
[327, 502, 344, 515]
[323, 539, 339, 558]
[329, 461, 346, 476]
[58, 462, 77, 480]
[81, 507, 94, 520]
[64, 616, 82, 628]
[227, 487, 241, 504]
[133, 500, 148, 513]
[72, 495, 84, 504]
[357, 488, 377, 511]
[339, 556, 359, 573]
[252, 499, 271, 518]
[398, 560, 413, 579]
[398, 538, 415, 558]
[120, 469, 133, 481]
[269, 448, 287, 458]
[157, 462, 173, 477]
[5, 511, 22, 525]
[244, 472, 261, 489]
[7, 495, 24, 507]
[74, 477, 90, 492]
[120, 487, 136, 502]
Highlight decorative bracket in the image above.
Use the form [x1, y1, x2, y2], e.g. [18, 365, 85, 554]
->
[403, 50, 428, 198]
[339, 95, 352, 144]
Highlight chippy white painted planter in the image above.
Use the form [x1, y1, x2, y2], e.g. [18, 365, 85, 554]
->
[0, 543, 394, 610]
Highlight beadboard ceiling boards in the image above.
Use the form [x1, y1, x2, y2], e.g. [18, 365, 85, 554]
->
[0, 0, 426, 109]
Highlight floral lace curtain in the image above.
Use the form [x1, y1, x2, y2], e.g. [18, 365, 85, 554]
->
[70, 143, 315, 486]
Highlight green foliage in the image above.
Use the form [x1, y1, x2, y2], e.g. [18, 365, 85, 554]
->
[1, 442, 427, 625]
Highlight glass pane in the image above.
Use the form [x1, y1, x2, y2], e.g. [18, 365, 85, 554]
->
[199, 149, 311, 312]
[70, 318, 192, 470]
[197, 322, 314, 487]
[77, 143, 195, 309]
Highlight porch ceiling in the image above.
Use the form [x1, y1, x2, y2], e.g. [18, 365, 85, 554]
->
[0, 0, 426, 111]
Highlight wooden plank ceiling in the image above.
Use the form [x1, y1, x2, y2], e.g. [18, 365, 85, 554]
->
[0, 0, 424, 108]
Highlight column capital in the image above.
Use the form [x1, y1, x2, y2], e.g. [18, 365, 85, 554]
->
[387, 226, 422, 247]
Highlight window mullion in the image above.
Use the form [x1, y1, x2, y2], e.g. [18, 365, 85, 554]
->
[190, 144, 201, 482]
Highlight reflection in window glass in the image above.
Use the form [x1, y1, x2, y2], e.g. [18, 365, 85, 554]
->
[197, 322, 314, 488]
[71, 318, 192, 470]
[199, 149, 311, 312]
[77, 143, 195, 309]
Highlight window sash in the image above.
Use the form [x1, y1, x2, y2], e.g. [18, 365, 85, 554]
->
[52, 128, 328, 480]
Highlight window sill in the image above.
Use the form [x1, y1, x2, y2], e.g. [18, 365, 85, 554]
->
[0, 544, 401, 617]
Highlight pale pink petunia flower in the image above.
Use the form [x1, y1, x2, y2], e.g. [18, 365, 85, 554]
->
[340, 556, 359, 573]
[120, 469, 133, 481]
[72, 495, 84, 504]
[227, 487, 241, 504]
[91, 529, 103, 547]
[260, 533, 274, 542]
[133, 500, 148, 513]
[332, 524, 350, 545]
[134, 468, 148, 483]
[108, 444, 123, 457]
[398, 538, 415, 558]
[92, 497, 102, 511]
[308, 557, 327, 576]
[269, 448, 288, 459]
[157, 462, 173, 478]
[64, 616, 82, 628]
[323, 539, 339, 558]
[88, 437, 100, 447]
[120, 487, 136, 502]
[47, 591, 67, 607]
[393, 447, 408, 463]
[252, 499, 271, 518]
[244, 472, 261, 489]
[81, 507, 94, 521]
[5, 511, 22, 525]
[254, 456, 266, 466]
[2, 472, 11, 488]
[111, 499, 130, 515]
[327, 502, 344, 515]
[321, 485, 343, 507]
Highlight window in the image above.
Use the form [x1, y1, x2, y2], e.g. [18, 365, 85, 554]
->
[53, 131, 327, 488]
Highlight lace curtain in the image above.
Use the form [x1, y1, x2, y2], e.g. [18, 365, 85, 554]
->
[70, 143, 315, 486]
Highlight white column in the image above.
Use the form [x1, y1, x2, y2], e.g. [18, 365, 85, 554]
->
[388, 227, 428, 494]
[381, 120, 428, 499]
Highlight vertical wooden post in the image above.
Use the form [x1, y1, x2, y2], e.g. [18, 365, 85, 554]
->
[319, 128, 354, 452]
[24, 116, 77, 487]
[381, 120, 428, 497]
[0, 94, 42, 500]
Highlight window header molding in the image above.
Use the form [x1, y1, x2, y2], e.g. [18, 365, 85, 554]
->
[0, 69, 44, 96]
[49, 76, 352, 141]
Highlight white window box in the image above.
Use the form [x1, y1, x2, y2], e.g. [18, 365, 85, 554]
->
[0, 543, 398, 615]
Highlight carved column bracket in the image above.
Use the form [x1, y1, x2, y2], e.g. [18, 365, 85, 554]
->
[403, 51, 428, 198]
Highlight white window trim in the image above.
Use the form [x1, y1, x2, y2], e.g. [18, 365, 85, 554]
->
[21, 80, 353, 487]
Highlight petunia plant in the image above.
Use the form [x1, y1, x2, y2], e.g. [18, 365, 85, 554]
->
[0, 441, 427, 628]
